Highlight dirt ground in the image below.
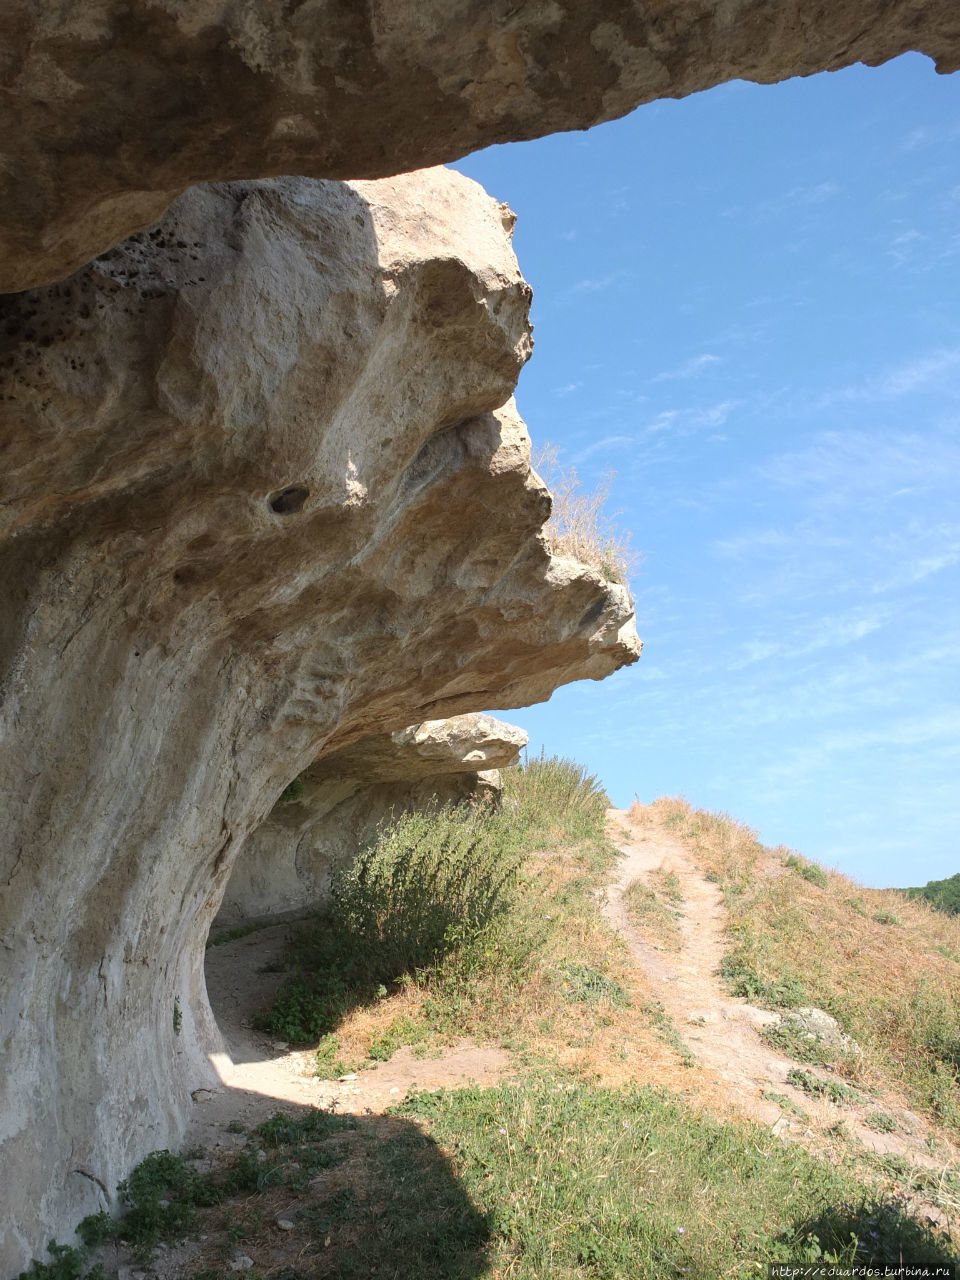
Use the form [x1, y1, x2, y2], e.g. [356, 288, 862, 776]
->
[197, 922, 508, 1149]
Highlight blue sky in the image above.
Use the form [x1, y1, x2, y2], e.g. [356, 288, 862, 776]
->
[454, 53, 960, 888]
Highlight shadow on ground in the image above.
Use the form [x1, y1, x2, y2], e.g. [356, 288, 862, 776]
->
[87, 1091, 492, 1280]
[782, 1198, 958, 1271]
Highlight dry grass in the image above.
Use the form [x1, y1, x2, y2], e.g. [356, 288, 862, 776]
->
[623, 871, 684, 950]
[634, 797, 960, 1136]
[534, 442, 638, 586]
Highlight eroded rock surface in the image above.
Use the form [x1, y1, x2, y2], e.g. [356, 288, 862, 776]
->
[0, 166, 639, 1272]
[216, 713, 528, 925]
[2, 1, 958, 290]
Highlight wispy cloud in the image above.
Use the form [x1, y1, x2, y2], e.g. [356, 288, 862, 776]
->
[651, 353, 721, 382]
[728, 609, 891, 669]
[568, 271, 628, 294]
[819, 346, 960, 406]
[644, 399, 738, 436]
[571, 434, 634, 464]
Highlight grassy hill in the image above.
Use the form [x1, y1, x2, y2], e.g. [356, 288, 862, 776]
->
[20, 764, 960, 1280]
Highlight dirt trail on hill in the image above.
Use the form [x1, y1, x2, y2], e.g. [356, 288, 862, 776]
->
[604, 807, 948, 1176]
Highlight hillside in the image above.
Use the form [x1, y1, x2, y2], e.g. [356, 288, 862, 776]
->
[21, 765, 960, 1279]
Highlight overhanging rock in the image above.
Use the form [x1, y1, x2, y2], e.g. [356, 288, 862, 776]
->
[216, 714, 529, 926]
[0, 165, 639, 1273]
[1, 1, 958, 290]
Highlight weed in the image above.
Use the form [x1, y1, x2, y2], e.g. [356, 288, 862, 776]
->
[873, 910, 902, 927]
[225, 1120, 245, 1135]
[717, 953, 807, 1009]
[642, 1000, 698, 1067]
[863, 1111, 899, 1133]
[172, 997, 182, 1036]
[557, 962, 629, 1007]
[786, 854, 829, 890]
[786, 1069, 866, 1107]
[534, 443, 638, 585]
[761, 1090, 810, 1121]
[16, 1242, 103, 1280]
[254, 754, 641, 1083]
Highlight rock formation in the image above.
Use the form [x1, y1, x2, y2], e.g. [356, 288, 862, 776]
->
[0, 165, 639, 1273]
[2, 1, 958, 291]
[216, 714, 528, 926]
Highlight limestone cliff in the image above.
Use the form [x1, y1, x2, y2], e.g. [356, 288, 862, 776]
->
[0, 166, 638, 1272]
[216, 714, 529, 926]
[1, 0, 957, 291]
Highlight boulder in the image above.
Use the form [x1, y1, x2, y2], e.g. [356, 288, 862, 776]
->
[0, 166, 639, 1272]
[215, 714, 528, 926]
[1, 1, 958, 290]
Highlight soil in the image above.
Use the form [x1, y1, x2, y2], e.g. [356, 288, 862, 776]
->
[605, 806, 957, 1213]
[196, 923, 508, 1149]
[194, 810, 954, 1223]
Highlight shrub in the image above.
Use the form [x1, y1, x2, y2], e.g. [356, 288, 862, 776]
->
[786, 854, 829, 889]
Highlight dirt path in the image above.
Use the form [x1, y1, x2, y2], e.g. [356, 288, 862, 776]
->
[194, 922, 507, 1149]
[605, 807, 945, 1170]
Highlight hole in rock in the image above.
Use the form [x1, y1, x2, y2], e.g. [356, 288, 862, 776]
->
[268, 484, 309, 515]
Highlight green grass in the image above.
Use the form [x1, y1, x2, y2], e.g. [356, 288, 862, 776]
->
[30, 1083, 955, 1280]
[716, 952, 808, 1009]
[395, 1077, 955, 1277]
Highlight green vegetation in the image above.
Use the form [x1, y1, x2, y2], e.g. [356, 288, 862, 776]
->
[863, 1111, 899, 1134]
[623, 870, 683, 950]
[394, 1078, 953, 1277]
[16, 1243, 103, 1280]
[252, 754, 658, 1081]
[786, 1069, 867, 1107]
[786, 853, 829, 890]
[873, 910, 902, 927]
[23, 1082, 955, 1280]
[906, 871, 960, 917]
[761, 1020, 837, 1067]
[761, 1089, 810, 1121]
[649, 797, 960, 1136]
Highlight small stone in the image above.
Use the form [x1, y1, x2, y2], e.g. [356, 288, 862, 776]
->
[338, 1072, 357, 1081]
[230, 1256, 255, 1272]
[276, 1218, 295, 1231]
[191, 1088, 216, 1103]
[388, 1087, 401, 1095]
[272, 1041, 289, 1051]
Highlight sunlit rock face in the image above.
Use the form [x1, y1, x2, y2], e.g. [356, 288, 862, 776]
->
[0, 165, 639, 1273]
[1, 0, 957, 291]
[216, 714, 529, 926]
